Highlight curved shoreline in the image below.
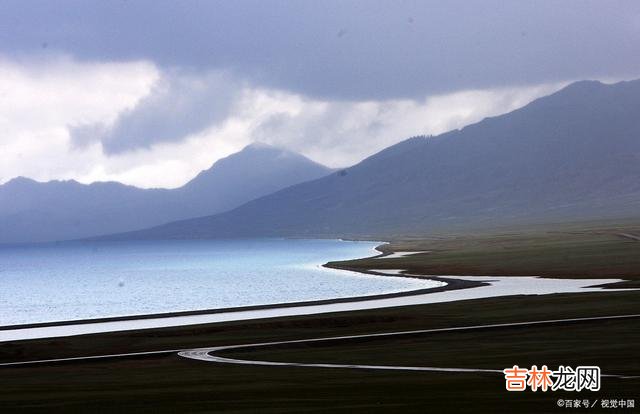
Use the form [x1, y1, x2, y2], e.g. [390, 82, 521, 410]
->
[1, 259, 483, 331]
[1, 241, 629, 342]
[1, 240, 455, 331]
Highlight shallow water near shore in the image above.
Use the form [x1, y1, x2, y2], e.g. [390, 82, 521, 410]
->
[0, 239, 438, 326]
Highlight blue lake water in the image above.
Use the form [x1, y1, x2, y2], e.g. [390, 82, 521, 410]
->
[0, 239, 434, 326]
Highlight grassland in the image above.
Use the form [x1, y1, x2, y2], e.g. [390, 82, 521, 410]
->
[331, 220, 640, 288]
[1, 290, 639, 413]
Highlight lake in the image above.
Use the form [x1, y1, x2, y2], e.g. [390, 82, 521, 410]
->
[0, 239, 437, 326]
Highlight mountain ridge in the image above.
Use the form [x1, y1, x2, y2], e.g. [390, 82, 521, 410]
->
[0, 144, 332, 243]
[107, 79, 640, 240]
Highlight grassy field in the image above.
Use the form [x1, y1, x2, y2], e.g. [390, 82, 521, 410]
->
[331, 220, 640, 288]
[1, 291, 639, 413]
[1, 221, 639, 413]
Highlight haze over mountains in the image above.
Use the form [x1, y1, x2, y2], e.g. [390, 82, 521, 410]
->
[112, 79, 640, 240]
[0, 144, 331, 243]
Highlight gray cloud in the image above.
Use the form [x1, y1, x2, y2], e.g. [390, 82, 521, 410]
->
[70, 70, 240, 154]
[0, 1, 638, 100]
[250, 82, 564, 168]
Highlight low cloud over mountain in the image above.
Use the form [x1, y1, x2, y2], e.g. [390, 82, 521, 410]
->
[0, 144, 331, 243]
[116, 79, 640, 239]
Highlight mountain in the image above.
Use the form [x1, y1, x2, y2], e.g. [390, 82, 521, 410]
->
[0, 144, 331, 243]
[175, 143, 332, 217]
[113, 79, 640, 240]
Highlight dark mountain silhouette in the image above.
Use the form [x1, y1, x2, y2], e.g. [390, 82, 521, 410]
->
[0, 144, 331, 243]
[112, 79, 640, 240]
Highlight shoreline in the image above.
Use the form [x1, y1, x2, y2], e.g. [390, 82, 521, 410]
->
[2, 238, 632, 340]
[0, 239, 431, 330]
[0, 277, 482, 332]
[1, 241, 485, 331]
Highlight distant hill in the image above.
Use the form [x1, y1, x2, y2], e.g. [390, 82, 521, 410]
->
[175, 143, 332, 217]
[114, 79, 640, 240]
[0, 144, 331, 243]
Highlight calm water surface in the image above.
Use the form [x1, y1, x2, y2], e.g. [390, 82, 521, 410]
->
[0, 239, 436, 326]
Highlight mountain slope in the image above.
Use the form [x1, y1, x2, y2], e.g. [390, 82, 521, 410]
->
[175, 143, 332, 218]
[0, 144, 331, 243]
[118, 79, 640, 240]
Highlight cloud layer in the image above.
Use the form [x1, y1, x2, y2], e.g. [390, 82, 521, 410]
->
[0, 55, 157, 184]
[1, 2, 639, 188]
[71, 70, 240, 154]
[0, 55, 570, 188]
[0, 1, 638, 100]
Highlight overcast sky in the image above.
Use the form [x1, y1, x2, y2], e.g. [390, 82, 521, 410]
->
[1, 1, 639, 188]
